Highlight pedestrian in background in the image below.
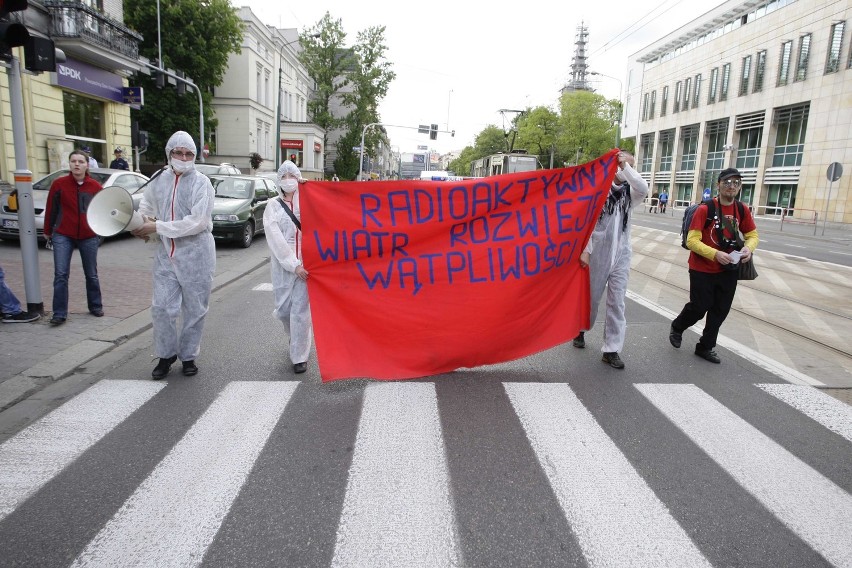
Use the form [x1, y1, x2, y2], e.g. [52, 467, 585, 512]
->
[132, 131, 215, 379]
[659, 189, 669, 214]
[572, 151, 649, 369]
[0, 265, 40, 323]
[669, 168, 759, 364]
[109, 147, 129, 170]
[81, 146, 98, 169]
[43, 150, 105, 326]
[264, 160, 311, 374]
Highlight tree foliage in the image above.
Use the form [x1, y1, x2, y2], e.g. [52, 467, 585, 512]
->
[300, 15, 394, 180]
[124, 0, 244, 161]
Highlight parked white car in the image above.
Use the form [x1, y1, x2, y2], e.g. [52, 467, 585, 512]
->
[0, 168, 149, 242]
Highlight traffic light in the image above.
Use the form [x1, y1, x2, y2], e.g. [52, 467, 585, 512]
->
[24, 36, 57, 72]
[176, 70, 186, 95]
[155, 70, 165, 89]
[0, 0, 29, 61]
[429, 124, 438, 140]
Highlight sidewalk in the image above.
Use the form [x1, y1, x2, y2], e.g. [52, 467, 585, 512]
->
[0, 237, 270, 411]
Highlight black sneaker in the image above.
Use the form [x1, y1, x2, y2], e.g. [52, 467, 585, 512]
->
[152, 355, 177, 379]
[293, 362, 307, 374]
[669, 326, 682, 348]
[49, 316, 66, 326]
[2, 311, 40, 323]
[182, 360, 198, 376]
[572, 332, 585, 348]
[695, 346, 721, 364]
[602, 352, 625, 369]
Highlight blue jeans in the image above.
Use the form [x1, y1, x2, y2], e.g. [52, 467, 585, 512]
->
[52, 234, 102, 318]
[0, 265, 22, 315]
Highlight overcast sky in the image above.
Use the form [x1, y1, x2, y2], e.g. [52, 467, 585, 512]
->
[240, 0, 726, 154]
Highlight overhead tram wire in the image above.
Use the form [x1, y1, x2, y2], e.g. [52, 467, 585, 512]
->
[587, 0, 685, 59]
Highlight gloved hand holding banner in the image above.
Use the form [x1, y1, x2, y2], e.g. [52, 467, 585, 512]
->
[302, 149, 619, 381]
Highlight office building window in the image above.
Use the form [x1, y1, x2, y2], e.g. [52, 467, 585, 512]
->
[795, 33, 811, 81]
[692, 74, 701, 108]
[683, 77, 691, 111]
[778, 40, 793, 85]
[708, 67, 718, 104]
[720, 63, 731, 101]
[704, 119, 729, 185]
[661, 85, 668, 117]
[640, 134, 654, 173]
[754, 50, 767, 92]
[641, 92, 649, 121]
[679, 124, 700, 171]
[826, 21, 845, 73]
[674, 81, 682, 112]
[773, 103, 809, 167]
[649, 90, 656, 119]
[658, 129, 675, 172]
[739, 55, 752, 96]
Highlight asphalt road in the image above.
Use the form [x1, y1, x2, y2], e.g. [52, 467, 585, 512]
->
[0, 260, 849, 567]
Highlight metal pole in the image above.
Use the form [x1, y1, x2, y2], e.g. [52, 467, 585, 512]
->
[275, 66, 282, 169]
[822, 179, 834, 236]
[358, 123, 378, 181]
[156, 0, 162, 69]
[8, 57, 43, 312]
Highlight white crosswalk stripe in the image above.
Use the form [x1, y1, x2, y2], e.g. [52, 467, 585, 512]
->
[504, 382, 711, 568]
[332, 382, 459, 567]
[0, 380, 165, 522]
[70, 381, 297, 568]
[0, 380, 849, 567]
[757, 384, 852, 443]
[636, 383, 852, 568]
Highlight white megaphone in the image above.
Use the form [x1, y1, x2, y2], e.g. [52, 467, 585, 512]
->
[87, 185, 147, 237]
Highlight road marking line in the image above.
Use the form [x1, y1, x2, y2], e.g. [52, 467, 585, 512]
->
[504, 383, 710, 568]
[0, 380, 165, 522]
[332, 382, 459, 568]
[626, 290, 825, 386]
[757, 384, 852, 443]
[636, 383, 852, 568]
[252, 283, 273, 291]
[71, 381, 297, 568]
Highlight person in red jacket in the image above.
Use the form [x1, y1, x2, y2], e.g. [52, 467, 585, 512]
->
[43, 150, 105, 325]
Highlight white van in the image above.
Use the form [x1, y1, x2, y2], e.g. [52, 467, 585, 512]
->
[419, 170, 450, 181]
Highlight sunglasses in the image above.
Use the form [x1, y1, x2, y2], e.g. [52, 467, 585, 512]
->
[721, 179, 742, 188]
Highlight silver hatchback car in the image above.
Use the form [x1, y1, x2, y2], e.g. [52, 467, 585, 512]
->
[0, 168, 150, 242]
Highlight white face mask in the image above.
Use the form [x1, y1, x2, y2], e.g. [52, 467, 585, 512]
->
[279, 179, 298, 194]
[170, 158, 195, 174]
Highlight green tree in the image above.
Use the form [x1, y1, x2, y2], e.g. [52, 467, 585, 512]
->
[335, 26, 395, 180]
[448, 146, 478, 177]
[124, 0, 243, 161]
[515, 106, 560, 168]
[557, 91, 617, 165]
[299, 14, 356, 171]
[447, 126, 508, 177]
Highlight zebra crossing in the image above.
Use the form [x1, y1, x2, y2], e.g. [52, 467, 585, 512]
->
[0, 379, 850, 567]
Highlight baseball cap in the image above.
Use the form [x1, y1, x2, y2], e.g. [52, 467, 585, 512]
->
[718, 167, 742, 182]
[81, 145, 91, 153]
[114, 147, 123, 154]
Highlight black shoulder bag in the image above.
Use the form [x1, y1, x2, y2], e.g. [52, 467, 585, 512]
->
[277, 197, 301, 231]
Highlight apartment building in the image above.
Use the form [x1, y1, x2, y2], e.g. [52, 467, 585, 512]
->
[0, 0, 143, 179]
[623, 0, 851, 224]
[210, 7, 324, 178]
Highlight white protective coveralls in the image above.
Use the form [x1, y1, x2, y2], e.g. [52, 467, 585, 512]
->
[582, 163, 648, 353]
[138, 131, 216, 361]
[264, 161, 312, 365]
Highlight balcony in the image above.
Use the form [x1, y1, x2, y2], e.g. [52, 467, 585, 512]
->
[44, 0, 144, 73]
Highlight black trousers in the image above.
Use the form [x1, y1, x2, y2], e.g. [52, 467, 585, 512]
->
[672, 268, 738, 350]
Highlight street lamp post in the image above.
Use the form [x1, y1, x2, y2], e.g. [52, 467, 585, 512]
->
[589, 71, 623, 147]
[275, 33, 320, 170]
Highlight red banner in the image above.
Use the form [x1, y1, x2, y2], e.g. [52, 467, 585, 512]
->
[301, 150, 619, 381]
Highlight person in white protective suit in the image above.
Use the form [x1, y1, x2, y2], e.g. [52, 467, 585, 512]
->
[572, 151, 648, 369]
[264, 160, 312, 374]
[131, 131, 216, 379]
